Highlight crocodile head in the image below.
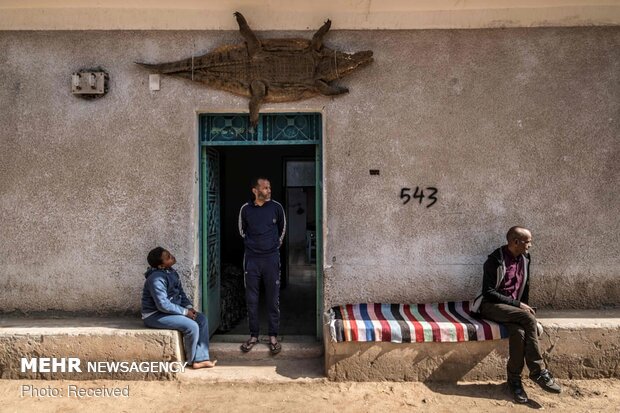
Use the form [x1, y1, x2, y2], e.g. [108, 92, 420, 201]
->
[318, 49, 373, 81]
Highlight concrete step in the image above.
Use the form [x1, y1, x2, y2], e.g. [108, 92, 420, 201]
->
[209, 335, 323, 361]
[0, 318, 323, 380]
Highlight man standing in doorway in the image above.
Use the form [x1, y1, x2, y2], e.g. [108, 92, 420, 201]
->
[472, 226, 561, 404]
[238, 177, 286, 354]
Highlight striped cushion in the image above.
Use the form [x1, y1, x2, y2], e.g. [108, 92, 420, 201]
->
[328, 302, 509, 343]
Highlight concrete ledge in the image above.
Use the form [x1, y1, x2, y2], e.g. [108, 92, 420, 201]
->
[0, 317, 183, 380]
[324, 309, 620, 382]
[4, 310, 619, 382]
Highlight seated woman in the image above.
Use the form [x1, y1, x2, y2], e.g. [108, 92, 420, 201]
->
[141, 247, 216, 369]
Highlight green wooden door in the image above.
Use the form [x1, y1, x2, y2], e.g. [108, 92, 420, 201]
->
[202, 147, 221, 335]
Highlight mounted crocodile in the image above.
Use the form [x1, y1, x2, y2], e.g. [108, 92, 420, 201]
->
[137, 12, 373, 126]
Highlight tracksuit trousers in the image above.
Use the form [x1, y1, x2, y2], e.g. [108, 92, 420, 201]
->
[244, 253, 280, 337]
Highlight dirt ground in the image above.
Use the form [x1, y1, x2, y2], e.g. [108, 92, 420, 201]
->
[1, 378, 619, 413]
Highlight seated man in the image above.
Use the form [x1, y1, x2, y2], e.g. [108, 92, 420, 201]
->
[472, 226, 561, 403]
[141, 247, 216, 369]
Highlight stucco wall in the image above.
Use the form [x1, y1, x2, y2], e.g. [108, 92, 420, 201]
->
[323, 27, 619, 309]
[0, 27, 618, 313]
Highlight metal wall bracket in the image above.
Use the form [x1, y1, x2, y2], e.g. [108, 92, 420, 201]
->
[71, 70, 109, 98]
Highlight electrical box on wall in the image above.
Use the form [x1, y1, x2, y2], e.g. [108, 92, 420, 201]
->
[71, 71, 109, 97]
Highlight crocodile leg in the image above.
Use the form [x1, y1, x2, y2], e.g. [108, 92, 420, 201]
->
[234, 12, 261, 57]
[311, 19, 331, 51]
[249, 80, 267, 127]
[315, 80, 348, 95]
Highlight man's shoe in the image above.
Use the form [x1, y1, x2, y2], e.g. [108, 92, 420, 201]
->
[508, 380, 529, 404]
[531, 369, 562, 393]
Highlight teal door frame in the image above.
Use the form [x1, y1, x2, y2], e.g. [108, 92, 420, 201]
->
[199, 112, 324, 338]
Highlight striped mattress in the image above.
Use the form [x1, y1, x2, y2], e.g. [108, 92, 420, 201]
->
[327, 302, 509, 343]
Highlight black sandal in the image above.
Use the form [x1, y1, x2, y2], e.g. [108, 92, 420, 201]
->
[269, 338, 282, 355]
[240, 337, 259, 352]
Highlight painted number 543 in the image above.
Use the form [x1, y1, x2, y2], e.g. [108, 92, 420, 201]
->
[400, 187, 438, 208]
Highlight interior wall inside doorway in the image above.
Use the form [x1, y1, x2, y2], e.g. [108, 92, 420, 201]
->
[286, 187, 316, 247]
[218, 145, 315, 267]
[216, 144, 317, 336]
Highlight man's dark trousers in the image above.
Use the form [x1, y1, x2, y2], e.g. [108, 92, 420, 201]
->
[479, 301, 545, 382]
[244, 254, 280, 337]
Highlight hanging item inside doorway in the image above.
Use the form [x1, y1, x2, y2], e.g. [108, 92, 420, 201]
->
[136, 12, 373, 127]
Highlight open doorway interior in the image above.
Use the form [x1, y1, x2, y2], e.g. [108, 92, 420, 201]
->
[214, 145, 317, 338]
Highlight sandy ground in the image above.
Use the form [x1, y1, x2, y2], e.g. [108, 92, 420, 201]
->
[1, 378, 619, 413]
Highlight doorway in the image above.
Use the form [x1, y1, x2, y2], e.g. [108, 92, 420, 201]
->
[199, 113, 323, 340]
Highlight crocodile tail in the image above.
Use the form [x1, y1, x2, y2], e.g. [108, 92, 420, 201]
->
[135, 58, 194, 74]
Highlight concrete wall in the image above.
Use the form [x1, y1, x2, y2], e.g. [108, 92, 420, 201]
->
[322, 27, 619, 310]
[0, 27, 618, 313]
